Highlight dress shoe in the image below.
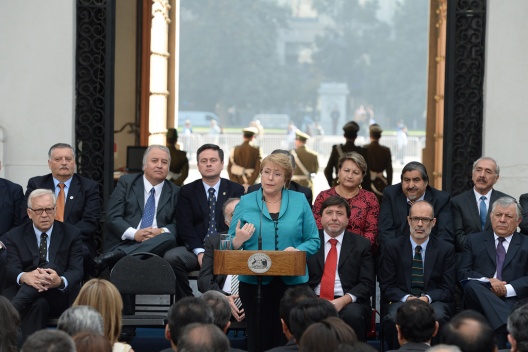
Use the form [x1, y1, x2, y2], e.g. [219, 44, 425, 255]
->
[94, 250, 126, 271]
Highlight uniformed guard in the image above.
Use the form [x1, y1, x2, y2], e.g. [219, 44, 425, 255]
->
[291, 130, 319, 194]
[227, 127, 262, 192]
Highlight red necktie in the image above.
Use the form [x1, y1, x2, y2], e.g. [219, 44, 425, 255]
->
[320, 238, 338, 300]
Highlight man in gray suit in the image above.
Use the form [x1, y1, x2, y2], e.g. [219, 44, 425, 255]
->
[450, 157, 511, 252]
[94, 145, 179, 271]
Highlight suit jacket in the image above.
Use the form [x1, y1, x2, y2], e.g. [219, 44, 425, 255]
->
[24, 173, 101, 252]
[519, 193, 528, 235]
[0, 178, 24, 236]
[228, 141, 262, 185]
[176, 178, 244, 251]
[458, 231, 528, 297]
[364, 140, 393, 185]
[197, 232, 227, 293]
[248, 181, 312, 207]
[323, 141, 370, 190]
[378, 184, 454, 250]
[3, 221, 83, 289]
[105, 173, 180, 251]
[291, 145, 319, 188]
[307, 230, 374, 306]
[451, 188, 510, 252]
[387, 342, 431, 352]
[379, 236, 455, 304]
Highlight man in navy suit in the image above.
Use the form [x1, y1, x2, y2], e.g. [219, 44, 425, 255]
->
[23, 143, 101, 276]
[96, 145, 179, 270]
[4, 189, 83, 340]
[459, 196, 528, 348]
[378, 161, 454, 253]
[164, 144, 244, 300]
[451, 157, 511, 252]
[379, 200, 455, 350]
[0, 162, 24, 235]
[307, 195, 374, 342]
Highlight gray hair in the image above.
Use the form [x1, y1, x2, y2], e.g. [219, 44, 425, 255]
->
[491, 196, 522, 220]
[57, 306, 104, 336]
[21, 330, 75, 352]
[201, 290, 231, 331]
[472, 156, 500, 175]
[337, 152, 367, 176]
[142, 145, 171, 169]
[428, 345, 462, 352]
[507, 304, 528, 352]
[48, 143, 75, 159]
[27, 189, 56, 209]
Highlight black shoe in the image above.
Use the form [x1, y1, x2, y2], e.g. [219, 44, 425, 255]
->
[94, 250, 126, 271]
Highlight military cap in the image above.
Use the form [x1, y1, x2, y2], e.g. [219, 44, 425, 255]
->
[295, 130, 310, 142]
[242, 127, 258, 136]
[166, 128, 178, 140]
[342, 121, 360, 133]
[369, 124, 383, 134]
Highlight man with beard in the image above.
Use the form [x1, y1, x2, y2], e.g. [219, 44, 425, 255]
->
[451, 157, 511, 253]
[378, 161, 454, 253]
[379, 200, 455, 350]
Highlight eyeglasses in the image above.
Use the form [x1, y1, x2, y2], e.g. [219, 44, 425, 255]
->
[409, 217, 434, 224]
[29, 208, 55, 215]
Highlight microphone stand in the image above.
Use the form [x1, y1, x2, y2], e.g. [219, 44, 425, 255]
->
[256, 195, 264, 351]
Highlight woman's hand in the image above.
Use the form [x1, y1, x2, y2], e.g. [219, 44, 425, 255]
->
[283, 247, 299, 252]
[232, 220, 256, 249]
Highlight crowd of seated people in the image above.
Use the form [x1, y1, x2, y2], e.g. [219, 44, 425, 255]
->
[2, 126, 528, 352]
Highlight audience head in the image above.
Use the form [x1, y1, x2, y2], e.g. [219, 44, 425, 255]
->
[201, 290, 232, 332]
[337, 152, 367, 177]
[279, 286, 318, 340]
[21, 330, 75, 352]
[197, 143, 224, 163]
[289, 297, 338, 342]
[395, 299, 438, 344]
[401, 161, 429, 201]
[166, 128, 178, 144]
[490, 196, 522, 237]
[271, 149, 296, 170]
[142, 145, 171, 186]
[407, 200, 436, 244]
[48, 143, 76, 181]
[369, 124, 383, 140]
[428, 345, 462, 352]
[260, 153, 293, 189]
[73, 331, 112, 352]
[73, 278, 123, 344]
[166, 297, 214, 347]
[440, 310, 496, 352]
[177, 323, 230, 352]
[335, 342, 377, 352]
[196, 144, 224, 181]
[319, 195, 351, 237]
[507, 303, 528, 352]
[299, 316, 357, 351]
[342, 121, 359, 139]
[0, 296, 20, 352]
[57, 305, 104, 336]
[472, 157, 499, 195]
[222, 197, 240, 226]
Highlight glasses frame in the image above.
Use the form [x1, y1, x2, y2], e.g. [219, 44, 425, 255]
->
[29, 207, 56, 215]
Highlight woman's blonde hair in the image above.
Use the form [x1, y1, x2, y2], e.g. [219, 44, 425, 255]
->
[260, 153, 293, 188]
[73, 279, 123, 344]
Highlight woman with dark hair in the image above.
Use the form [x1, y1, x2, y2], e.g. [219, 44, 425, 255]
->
[299, 317, 357, 352]
[73, 331, 112, 352]
[0, 295, 20, 352]
[313, 152, 379, 253]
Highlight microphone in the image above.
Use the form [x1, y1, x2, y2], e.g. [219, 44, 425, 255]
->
[258, 195, 264, 250]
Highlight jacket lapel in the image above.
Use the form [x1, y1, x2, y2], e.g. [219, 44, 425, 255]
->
[484, 232, 497, 266]
[48, 223, 63, 264]
[503, 232, 520, 270]
[64, 175, 81, 220]
[423, 238, 438, 287]
[23, 224, 40, 268]
[401, 239, 413, 292]
[157, 181, 172, 216]
[466, 191, 483, 231]
[338, 232, 353, 269]
[132, 175, 145, 212]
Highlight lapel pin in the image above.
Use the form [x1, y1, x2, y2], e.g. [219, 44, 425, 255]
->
[223, 192, 226, 196]
[70, 196, 74, 199]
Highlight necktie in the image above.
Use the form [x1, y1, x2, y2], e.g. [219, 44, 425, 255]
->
[140, 188, 156, 229]
[411, 245, 424, 297]
[320, 238, 338, 300]
[56, 183, 65, 222]
[39, 233, 48, 264]
[496, 237, 506, 280]
[231, 274, 242, 309]
[207, 188, 217, 237]
[479, 196, 487, 231]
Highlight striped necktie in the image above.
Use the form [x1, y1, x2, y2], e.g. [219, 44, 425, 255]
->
[411, 245, 424, 297]
[231, 274, 242, 309]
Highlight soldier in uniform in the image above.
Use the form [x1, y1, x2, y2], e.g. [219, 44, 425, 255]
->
[363, 124, 392, 203]
[227, 127, 262, 192]
[291, 130, 319, 194]
[324, 121, 370, 190]
[166, 128, 189, 186]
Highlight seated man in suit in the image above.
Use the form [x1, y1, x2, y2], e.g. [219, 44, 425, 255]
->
[519, 193, 528, 235]
[3, 189, 83, 340]
[459, 196, 528, 349]
[451, 157, 511, 252]
[198, 197, 245, 322]
[307, 195, 374, 341]
[164, 144, 244, 300]
[247, 149, 312, 207]
[389, 300, 439, 352]
[23, 143, 101, 277]
[95, 145, 179, 271]
[0, 161, 24, 235]
[378, 161, 454, 253]
[379, 200, 455, 350]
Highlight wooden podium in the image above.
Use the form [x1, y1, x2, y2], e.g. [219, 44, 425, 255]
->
[213, 250, 306, 276]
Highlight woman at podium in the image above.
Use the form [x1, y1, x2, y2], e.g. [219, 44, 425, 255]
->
[230, 153, 320, 351]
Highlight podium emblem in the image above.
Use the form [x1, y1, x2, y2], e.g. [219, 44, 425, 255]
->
[247, 253, 272, 273]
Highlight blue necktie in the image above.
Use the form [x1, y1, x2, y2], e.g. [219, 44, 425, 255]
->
[479, 196, 487, 231]
[207, 188, 217, 237]
[141, 188, 156, 229]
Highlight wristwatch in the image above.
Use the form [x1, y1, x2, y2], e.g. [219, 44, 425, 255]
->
[59, 278, 66, 290]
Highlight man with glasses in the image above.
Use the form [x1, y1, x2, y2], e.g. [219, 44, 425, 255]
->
[379, 200, 455, 350]
[3, 189, 83, 341]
